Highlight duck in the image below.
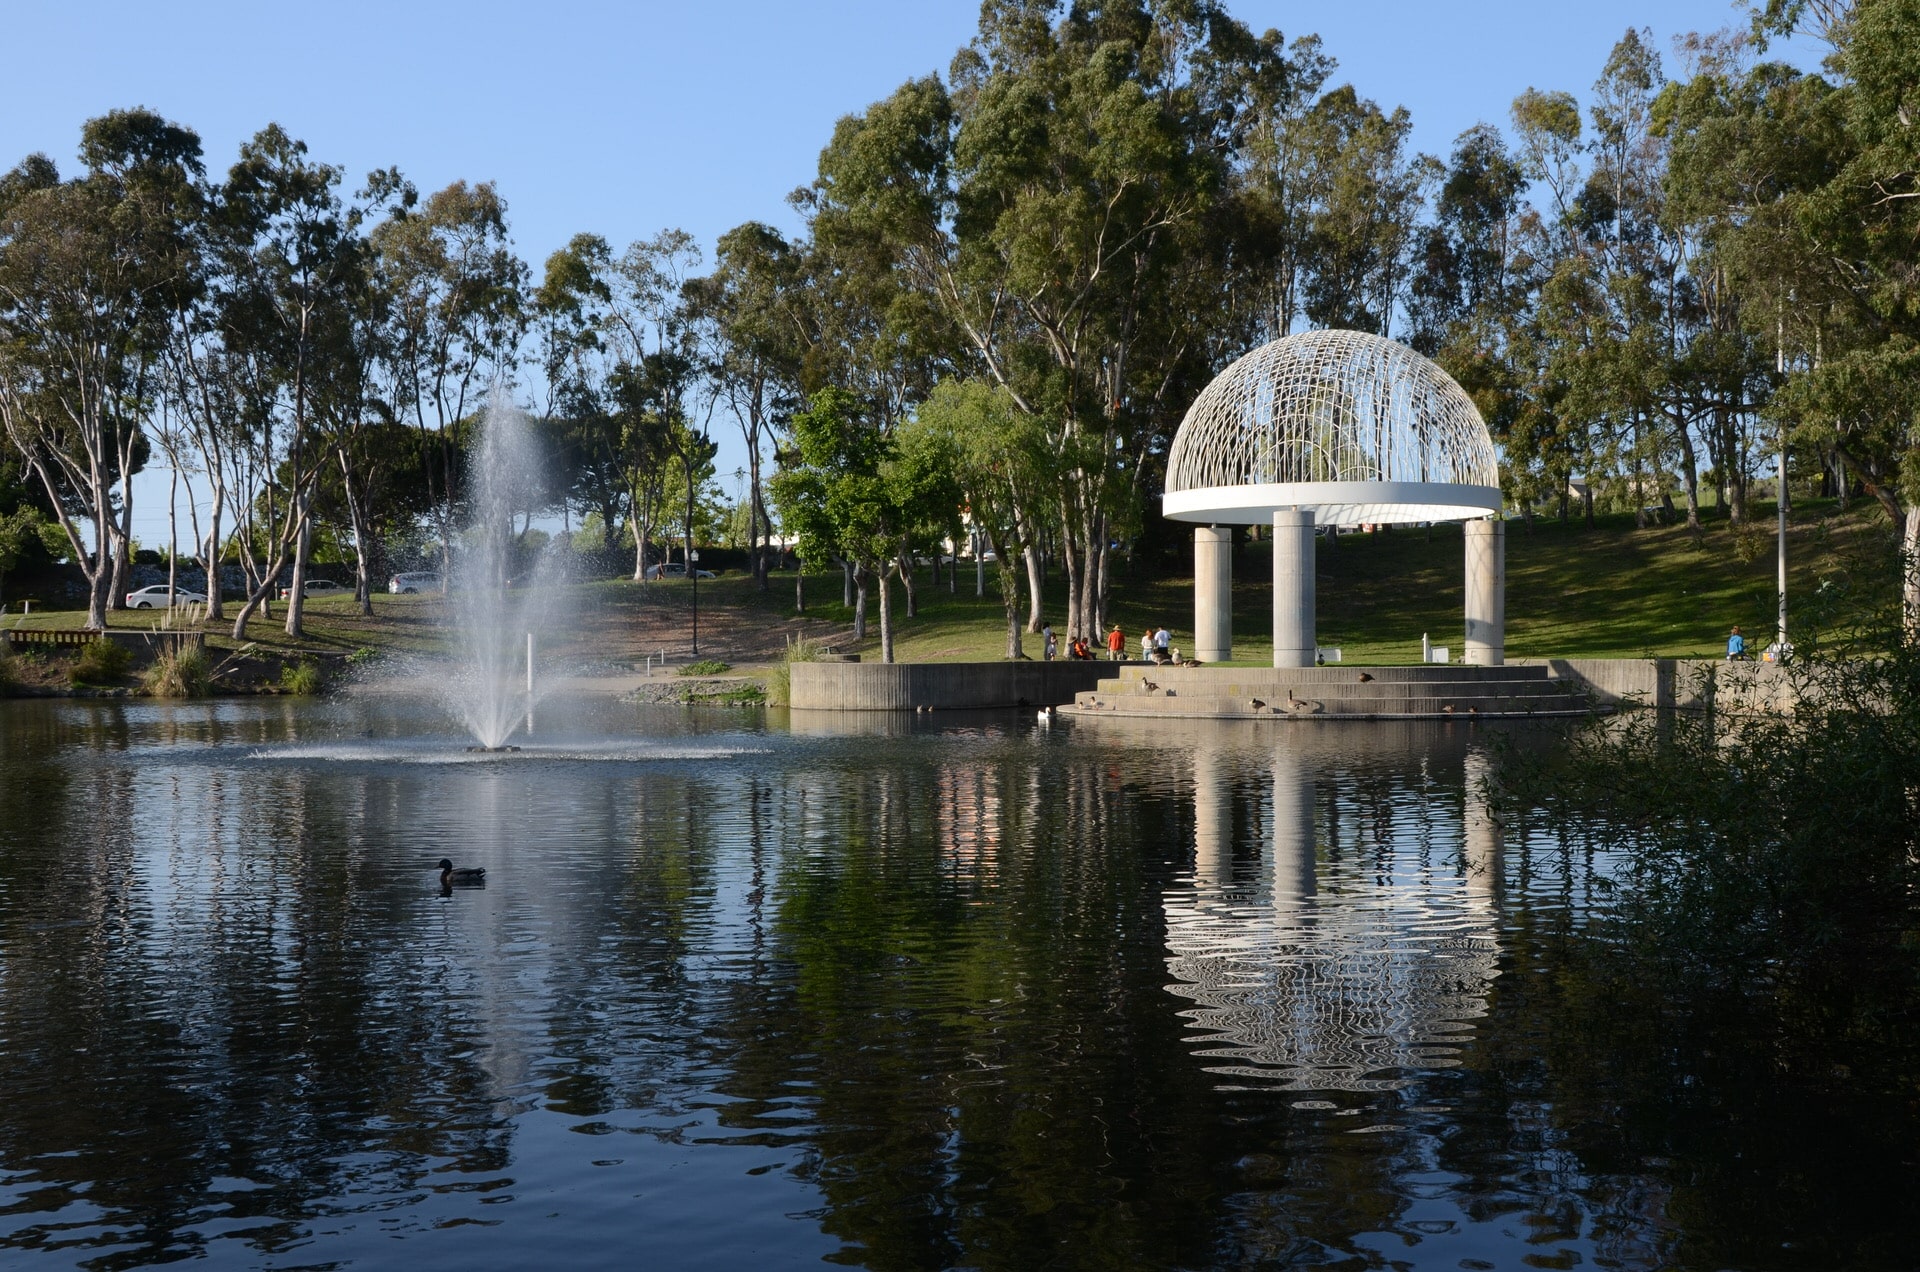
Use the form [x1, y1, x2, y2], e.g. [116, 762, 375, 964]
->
[438, 859, 487, 887]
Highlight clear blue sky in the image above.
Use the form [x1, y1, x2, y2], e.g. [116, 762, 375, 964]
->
[2, 0, 1816, 547]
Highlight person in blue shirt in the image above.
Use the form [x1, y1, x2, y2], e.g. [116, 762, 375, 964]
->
[1726, 626, 1746, 660]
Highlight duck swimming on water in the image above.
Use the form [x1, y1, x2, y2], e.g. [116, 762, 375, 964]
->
[438, 859, 486, 886]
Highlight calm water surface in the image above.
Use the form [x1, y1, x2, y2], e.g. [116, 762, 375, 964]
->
[0, 697, 1910, 1270]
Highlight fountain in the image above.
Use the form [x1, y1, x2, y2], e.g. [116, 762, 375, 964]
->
[444, 388, 568, 750]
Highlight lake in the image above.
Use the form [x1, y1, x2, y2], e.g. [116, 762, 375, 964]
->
[0, 696, 1909, 1270]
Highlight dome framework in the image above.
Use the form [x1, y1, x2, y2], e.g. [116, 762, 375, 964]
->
[1163, 328, 1501, 527]
[1162, 330, 1507, 669]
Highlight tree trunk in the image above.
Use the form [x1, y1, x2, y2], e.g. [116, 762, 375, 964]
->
[1903, 506, 1920, 641]
[898, 547, 916, 618]
[284, 502, 312, 638]
[203, 488, 225, 621]
[795, 561, 805, 614]
[1675, 418, 1702, 533]
[166, 462, 179, 614]
[989, 529, 1023, 659]
[1024, 539, 1046, 633]
[840, 558, 852, 607]
[877, 567, 894, 663]
[852, 567, 868, 638]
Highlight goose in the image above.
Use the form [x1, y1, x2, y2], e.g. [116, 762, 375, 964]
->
[1249, 698, 1266, 710]
[1441, 704, 1456, 715]
[1036, 706, 1055, 724]
[1357, 672, 1375, 683]
[438, 859, 487, 887]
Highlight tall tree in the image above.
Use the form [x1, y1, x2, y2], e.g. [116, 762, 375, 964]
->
[0, 111, 196, 629]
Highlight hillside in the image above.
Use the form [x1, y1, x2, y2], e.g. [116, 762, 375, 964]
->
[1, 498, 1900, 680]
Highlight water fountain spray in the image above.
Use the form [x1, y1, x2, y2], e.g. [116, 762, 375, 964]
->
[446, 387, 567, 750]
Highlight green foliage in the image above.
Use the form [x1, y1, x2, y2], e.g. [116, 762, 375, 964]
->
[143, 645, 210, 698]
[69, 638, 132, 686]
[345, 645, 382, 666]
[278, 657, 324, 695]
[677, 658, 731, 676]
[1499, 624, 1920, 1075]
[0, 649, 16, 695]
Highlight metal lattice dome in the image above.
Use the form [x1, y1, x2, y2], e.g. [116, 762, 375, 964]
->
[1163, 329, 1501, 527]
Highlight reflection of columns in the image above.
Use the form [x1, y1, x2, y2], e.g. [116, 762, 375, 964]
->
[1193, 740, 1231, 887]
[1269, 745, 1317, 905]
[1272, 509, 1316, 668]
[1463, 518, 1505, 666]
[1193, 526, 1233, 663]
[1462, 748, 1501, 906]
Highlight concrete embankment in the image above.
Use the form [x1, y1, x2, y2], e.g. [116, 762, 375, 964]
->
[1513, 658, 1795, 712]
[789, 660, 1116, 711]
[788, 656, 1800, 716]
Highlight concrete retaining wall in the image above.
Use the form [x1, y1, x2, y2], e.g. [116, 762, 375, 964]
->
[1515, 658, 1796, 712]
[790, 660, 1119, 711]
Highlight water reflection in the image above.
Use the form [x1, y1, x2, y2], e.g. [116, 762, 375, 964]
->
[1106, 720, 1503, 1090]
[0, 698, 1912, 1271]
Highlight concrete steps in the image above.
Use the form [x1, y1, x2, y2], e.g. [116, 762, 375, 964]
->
[1062, 663, 1598, 720]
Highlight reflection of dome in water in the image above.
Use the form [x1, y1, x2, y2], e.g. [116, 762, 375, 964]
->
[1161, 733, 1503, 1093]
[1163, 888, 1500, 1092]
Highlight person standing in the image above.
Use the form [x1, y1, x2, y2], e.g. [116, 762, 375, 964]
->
[1726, 626, 1745, 660]
[1106, 624, 1124, 661]
[1043, 624, 1057, 661]
[1154, 626, 1171, 655]
[1140, 631, 1153, 660]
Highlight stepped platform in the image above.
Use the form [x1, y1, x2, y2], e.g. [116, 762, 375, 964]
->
[1059, 663, 1598, 720]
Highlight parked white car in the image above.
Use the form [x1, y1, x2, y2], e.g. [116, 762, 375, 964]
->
[126, 585, 206, 609]
[279, 578, 348, 601]
[388, 572, 444, 594]
[645, 562, 715, 580]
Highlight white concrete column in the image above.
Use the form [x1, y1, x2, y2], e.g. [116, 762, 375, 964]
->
[1463, 517, 1505, 665]
[1272, 509, 1316, 668]
[1193, 526, 1232, 664]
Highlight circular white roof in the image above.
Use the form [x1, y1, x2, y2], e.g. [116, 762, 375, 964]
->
[1163, 329, 1501, 527]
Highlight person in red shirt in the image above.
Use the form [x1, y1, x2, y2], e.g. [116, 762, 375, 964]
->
[1106, 624, 1125, 661]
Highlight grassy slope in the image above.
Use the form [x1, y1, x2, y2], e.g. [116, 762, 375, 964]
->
[2, 499, 1898, 669]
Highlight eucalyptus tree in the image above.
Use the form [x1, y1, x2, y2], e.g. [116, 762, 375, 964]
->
[218, 124, 379, 638]
[773, 387, 935, 662]
[808, 0, 1286, 642]
[685, 222, 805, 590]
[909, 379, 1048, 657]
[0, 110, 197, 629]
[373, 179, 527, 575]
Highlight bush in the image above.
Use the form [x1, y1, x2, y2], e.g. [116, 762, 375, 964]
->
[678, 658, 732, 677]
[279, 658, 324, 695]
[143, 645, 211, 698]
[0, 650, 16, 696]
[70, 638, 132, 686]
[345, 645, 382, 667]
[768, 634, 829, 706]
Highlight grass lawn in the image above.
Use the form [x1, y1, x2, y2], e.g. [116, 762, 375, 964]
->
[3, 498, 1899, 671]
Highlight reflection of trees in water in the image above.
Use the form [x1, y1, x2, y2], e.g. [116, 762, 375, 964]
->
[1161, 728, 1502, 1091]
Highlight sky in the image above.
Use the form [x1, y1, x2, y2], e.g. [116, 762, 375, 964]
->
[2, 0, 1819, 549]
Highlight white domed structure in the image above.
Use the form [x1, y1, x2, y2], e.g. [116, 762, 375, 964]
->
[1163, 329, 1501, 527]
[1164, 330, 1507, 669]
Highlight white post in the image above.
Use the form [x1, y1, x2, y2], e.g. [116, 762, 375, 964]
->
[1193, 526, 1232, 663]
[1463, 518, 1505, 666]
[1272, 509, 1316, 668]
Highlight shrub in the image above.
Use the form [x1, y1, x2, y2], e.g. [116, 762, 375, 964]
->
[345, 645, 382, 667]
[768, 634, 829, 706]
[70, 638, 133, 686]
[678, 658, 732, 677]
[0, 650, 16, 696]
[143, 645, 211, 698]
[279, 658, 324, 695]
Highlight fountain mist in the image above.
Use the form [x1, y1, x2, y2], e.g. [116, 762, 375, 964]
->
[445, 390, 568, 748]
